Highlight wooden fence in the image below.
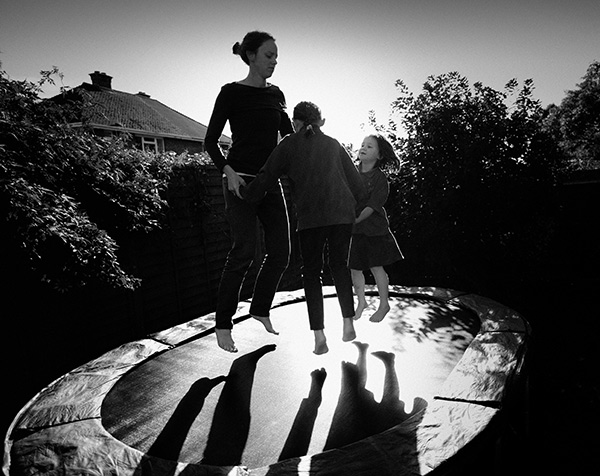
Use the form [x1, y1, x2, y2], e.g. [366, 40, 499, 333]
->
[7, 165, 598, 376]
[5, 165, 303, 360]
[115, 164, 304, 336]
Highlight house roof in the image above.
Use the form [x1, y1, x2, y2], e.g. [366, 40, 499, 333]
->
[58, 74, 230, 145]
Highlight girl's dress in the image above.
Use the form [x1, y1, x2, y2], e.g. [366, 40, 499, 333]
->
[349, 167, 404, 270]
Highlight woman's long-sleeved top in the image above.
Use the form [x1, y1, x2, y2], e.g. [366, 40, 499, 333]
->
[204, 82, 294, 175]
[241, 127, 366, 230]
[353, 167, 392, 236]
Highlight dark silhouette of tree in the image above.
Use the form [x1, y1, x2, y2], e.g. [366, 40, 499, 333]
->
[369, 73, 566, 291]
[547, 60, 600, 170]
[0, 66, 211, 292]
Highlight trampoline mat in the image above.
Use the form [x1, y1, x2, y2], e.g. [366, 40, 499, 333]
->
[101, 294, 479, 469]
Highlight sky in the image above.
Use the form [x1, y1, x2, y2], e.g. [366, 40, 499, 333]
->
[1, 0, 599, 146]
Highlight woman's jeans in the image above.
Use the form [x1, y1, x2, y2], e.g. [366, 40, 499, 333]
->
[215, 178, 290, 329]
[298, 224, 355, 330]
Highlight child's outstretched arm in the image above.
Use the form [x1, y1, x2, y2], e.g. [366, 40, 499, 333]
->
[240, 138, 290, 203]
[355, 207, 374, 224]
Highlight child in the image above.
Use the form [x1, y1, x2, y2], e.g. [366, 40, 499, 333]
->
[241, 101, 366, 354]
[350, 134, 404, 322]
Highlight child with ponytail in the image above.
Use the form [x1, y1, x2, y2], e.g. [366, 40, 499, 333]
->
[242, 101, 366, 354]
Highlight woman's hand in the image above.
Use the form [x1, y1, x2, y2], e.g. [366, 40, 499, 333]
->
[355, 207, 374, 224]
[223, 165, 247, 199]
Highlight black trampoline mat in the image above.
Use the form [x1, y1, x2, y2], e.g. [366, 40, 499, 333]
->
[101, 295, 479, 469]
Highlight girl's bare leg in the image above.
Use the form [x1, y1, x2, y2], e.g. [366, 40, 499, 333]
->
[351, 269, 367, 320]
[342, 318, 356, 342]
[370, 266, 391, 322]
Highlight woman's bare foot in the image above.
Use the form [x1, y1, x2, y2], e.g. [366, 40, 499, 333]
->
[354, 299, 367, 320]
[313, 330, 329, 355]
[342, 318, 357, 342]
[215, 328, 237, 352]
[252, 315, 279, 335]
[370, 303, 390, 323]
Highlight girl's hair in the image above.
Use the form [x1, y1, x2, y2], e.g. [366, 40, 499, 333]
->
[232, 31, 275, 65]
[293, 101, 322, 137]
[367, 134, 400, 172]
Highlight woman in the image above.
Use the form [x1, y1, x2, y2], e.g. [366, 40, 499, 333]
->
[242, 101, 366, 354]
[204, 31, 294, 352]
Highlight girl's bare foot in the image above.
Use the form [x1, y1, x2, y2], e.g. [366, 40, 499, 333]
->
[314, 330, 329, 355]
[353, 341, 369, 353]
[369, 303, 390, 323]
[310, 368, 327, 386]
[354, 299, 367, 320]
[342, 318, 357, 342]
[215, 328, 237, 352]
[252, 315, 279, 335]
[371, 350, 394, 362]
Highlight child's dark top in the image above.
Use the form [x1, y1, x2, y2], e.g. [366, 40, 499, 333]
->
[353, 167, 392, 236]
[204, 82, 294, 175]
[241, 127, 366, 231]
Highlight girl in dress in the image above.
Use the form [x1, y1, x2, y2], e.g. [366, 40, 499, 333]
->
[350, 134, 404, 322]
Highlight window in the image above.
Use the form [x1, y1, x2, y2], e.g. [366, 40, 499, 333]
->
[141, 136, 164, 153]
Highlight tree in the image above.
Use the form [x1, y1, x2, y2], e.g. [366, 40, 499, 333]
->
[551, 60, 600, 170]
[370, 73, 566, 291]
[0, 67, 176, 291]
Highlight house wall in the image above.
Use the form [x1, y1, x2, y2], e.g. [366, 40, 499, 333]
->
[90, 129, 211, 155]
[163, 137, 205, 154]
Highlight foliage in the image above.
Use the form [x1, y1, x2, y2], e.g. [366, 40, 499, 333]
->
[370, 72, 567, 289]
[0, 67, 211, 292]
[546, 61, 600, 170]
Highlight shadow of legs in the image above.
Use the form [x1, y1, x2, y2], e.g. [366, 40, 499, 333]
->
[148, 376, 227, 460]
[322, 359, 377, 451]
[135, 376, 226, 476]
[278, 368, 327, 461]
[201, 344, 277, 466]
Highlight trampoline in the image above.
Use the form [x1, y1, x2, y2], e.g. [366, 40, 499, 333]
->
[5, 286, 530, 476]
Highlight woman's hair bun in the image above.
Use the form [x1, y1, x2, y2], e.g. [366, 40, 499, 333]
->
[232, 31, 274, 65]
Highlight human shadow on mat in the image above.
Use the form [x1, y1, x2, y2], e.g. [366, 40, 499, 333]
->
[200, 344, 277, 466]
[264, 341, 427, 475]
[323, 341, 427, 450]
[136, 375, 226, 475]
[277, 368, 327, 461]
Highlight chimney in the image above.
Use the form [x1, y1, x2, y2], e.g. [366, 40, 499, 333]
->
[89, 71, 112, 89]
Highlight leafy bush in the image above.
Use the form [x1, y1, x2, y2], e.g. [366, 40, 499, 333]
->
[370, 73, 568, 289]
[545, 61, 600, 170]
[0, 67, 210, 291]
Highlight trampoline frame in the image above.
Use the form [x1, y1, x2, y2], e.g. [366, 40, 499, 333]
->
[4, 285, 530, 476]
